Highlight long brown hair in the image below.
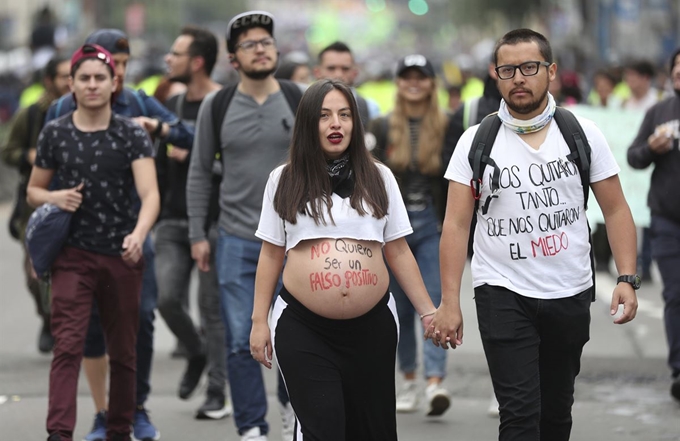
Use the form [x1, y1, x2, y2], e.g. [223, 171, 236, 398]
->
[274, 79, 388, 225]
[386, 78, 447, 175]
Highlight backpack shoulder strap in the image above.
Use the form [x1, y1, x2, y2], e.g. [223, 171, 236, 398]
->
[54, 95, 66, 119]
[278, 79, 304, 115]
[468, 113, 502, 214]
[174, 92, 186, 119]
[552, 107, 596, 301]
[211, 85, 238, 151]
[552, 107, 591, 210]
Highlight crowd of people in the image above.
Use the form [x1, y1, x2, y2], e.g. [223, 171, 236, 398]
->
[1, 7, 679, 441]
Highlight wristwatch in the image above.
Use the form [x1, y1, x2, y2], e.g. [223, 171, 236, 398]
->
[616, 274, 642, 290]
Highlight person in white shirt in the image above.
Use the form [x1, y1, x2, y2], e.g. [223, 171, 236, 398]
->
[431, 28, 639, 441]
[250, 79, 439, 441]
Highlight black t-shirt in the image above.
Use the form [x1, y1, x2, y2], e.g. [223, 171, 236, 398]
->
[36, 113, 154, 255]
[158, 94, 220, 225]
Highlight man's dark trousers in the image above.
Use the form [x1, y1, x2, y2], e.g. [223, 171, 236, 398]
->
[475, 284, 592, 441]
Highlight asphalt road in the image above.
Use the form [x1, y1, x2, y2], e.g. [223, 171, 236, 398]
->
[0, 203, 678, 440]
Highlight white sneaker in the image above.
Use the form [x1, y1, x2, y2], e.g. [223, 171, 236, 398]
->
[279, 401, 295, 441]
[488, 393, 500, 417]
[425, 383, 451, 417]
[241, 427, 267, 441]
[395, 380, 419, 413]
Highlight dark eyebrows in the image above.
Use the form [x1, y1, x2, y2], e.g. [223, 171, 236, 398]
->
[321, 107, 351, 112]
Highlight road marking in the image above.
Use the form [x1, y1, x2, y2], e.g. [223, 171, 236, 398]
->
[0, 396, 7, 405]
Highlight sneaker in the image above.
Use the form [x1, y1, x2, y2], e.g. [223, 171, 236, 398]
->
[178, 354, 207, 400]
[133, 407, 160, 441]
[48, 434, 63, 441]
[487, 393, 500, 417]
[395, 380, 419, 413]
[241, 427, 267, 441]
[83, 410, 107, 441]
[671, 375, 680, 402]
[195, 392, 233, 420]
[425, 383, 451, 417]
[279, 401, 295, 441]
[38, 321, 54, 353]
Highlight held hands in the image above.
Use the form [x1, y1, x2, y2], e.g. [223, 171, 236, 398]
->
[250, 321, 274, 369]
[610, 283, 638, 324]
[51, 182, 84, 212]
[191, 240, 211, 272]
[121, 232, 144, 264]
[423, 304, 464, 350]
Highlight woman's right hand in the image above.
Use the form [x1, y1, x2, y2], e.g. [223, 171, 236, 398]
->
[250, 321, 273, 369]
[50, 183, 84, 212]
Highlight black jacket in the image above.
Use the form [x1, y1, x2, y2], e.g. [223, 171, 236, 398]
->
[627, 95, 680, 224]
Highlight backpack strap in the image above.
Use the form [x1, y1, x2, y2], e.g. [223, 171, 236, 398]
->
[174, 92, 186, 119]
[210, 85, 238, 153]
[552, 107, 591, 210]
[55, 95, 65, 118]
[468, 113, 502, 215]
[551, 106, 595, 300]
[278, 79, 303, 115]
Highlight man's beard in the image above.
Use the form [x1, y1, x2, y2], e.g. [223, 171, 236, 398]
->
[241, 65, 277, 80]
[169, 71, 191, 84]
[505, 84, 549, 115]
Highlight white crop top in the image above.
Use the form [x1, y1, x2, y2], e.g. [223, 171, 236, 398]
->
[256, 163, 413, 252]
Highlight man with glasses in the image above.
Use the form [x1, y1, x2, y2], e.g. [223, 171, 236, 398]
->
[156, 26, 231, 420]
[434, 28, 638, 440]
[187, 10, 302, 441]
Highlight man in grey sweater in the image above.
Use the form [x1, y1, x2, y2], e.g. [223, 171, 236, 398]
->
[186, 10, 299, 441]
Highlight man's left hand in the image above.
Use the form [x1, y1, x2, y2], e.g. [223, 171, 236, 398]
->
[611, 283, 638, 324]
[121, 233, 144, 264]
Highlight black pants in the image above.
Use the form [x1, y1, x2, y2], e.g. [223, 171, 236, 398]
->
[271, 287, 399, 441]
[475, 284, 591, 441]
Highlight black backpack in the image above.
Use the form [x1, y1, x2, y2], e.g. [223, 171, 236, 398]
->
[211, 79, 303, 149]
[467, 107, 596, 299]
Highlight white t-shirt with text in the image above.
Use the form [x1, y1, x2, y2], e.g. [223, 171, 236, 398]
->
[445, 117, 620, 299]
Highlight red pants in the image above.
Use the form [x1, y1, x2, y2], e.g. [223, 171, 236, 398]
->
[46, 247, 143, 441]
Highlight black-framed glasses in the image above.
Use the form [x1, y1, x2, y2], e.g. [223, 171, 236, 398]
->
[236, 37, 276, 53]
[495, 61, 551, 80]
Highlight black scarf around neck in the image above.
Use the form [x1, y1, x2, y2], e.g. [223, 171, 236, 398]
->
[326, 154, 354, 198]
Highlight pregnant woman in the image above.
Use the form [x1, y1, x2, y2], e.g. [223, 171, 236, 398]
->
[250, 79, 443, 441]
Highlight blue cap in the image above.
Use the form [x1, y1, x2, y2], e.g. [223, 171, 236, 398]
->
[85, 29, 130, 55]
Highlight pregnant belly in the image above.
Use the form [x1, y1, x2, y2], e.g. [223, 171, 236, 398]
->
[282, 237, 389, 319]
